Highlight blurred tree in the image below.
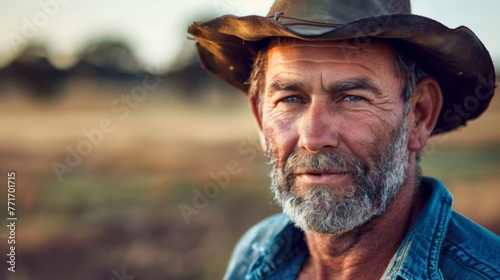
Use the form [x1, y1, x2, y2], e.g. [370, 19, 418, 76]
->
[71, 38, 144, 80]
[0, 44, 68, 100]
[0, 38, 150, 100]
[164, 38, 235, 99]
[0, 35, 237, 101]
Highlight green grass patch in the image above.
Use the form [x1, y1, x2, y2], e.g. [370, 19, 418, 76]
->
[421, 144, 500, 183]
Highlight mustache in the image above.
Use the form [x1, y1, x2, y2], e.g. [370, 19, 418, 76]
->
[283, 150, 368, 177]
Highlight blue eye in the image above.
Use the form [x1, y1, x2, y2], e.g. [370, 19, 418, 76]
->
[281, 96, 301, 103]
[343, 95, 363, 102]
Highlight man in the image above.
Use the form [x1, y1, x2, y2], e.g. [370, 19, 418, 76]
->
[189, 0, 500, 279]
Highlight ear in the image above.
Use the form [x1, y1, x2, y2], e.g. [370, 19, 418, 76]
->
[249, 93, 268, 153]
[407, 76, 443, 152]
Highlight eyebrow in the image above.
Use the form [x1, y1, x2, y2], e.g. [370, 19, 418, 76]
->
[267, 78, 382, 96]
[269, 81, 302, 91]
[269, 81, 304, 94]
[326, 79, 382, 96]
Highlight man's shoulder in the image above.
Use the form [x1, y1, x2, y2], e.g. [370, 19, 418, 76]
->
[224, 213, 301, 280]
[440, 210, 500, 279]
[231, 213, 292, 261]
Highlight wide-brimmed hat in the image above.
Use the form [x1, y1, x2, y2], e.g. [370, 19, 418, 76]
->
[188, 0, 495, 134]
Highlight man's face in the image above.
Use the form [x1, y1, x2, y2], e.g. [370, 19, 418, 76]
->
[257, 39, 411, 235]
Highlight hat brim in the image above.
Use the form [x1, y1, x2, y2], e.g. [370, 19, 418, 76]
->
[188, 14, 495, 135]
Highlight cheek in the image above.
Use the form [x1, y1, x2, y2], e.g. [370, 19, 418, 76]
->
[338, 122, 373, 153]
[338, 101, 402, 139]
[262, 110, 299, 160]
[337, 117, 394, 159]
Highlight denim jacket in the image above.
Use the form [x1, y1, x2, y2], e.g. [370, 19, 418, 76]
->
[224, 177, 500, 279]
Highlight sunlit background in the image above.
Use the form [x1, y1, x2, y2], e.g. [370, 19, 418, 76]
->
[0, 1, 499, 279]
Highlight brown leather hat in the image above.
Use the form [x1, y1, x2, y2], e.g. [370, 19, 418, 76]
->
[188, 0, 495, 134]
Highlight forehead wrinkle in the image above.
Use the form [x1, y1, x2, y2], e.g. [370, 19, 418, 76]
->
[268, 40, 395, 74]
[270, 39, 361, 51]
[267, 69, 308, 85]
[270, 59, 380, 82]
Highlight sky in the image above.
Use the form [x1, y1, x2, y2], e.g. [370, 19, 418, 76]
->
[0, 0, 499, 71]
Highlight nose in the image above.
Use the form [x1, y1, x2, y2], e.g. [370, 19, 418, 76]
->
[298, 98, 340, 152]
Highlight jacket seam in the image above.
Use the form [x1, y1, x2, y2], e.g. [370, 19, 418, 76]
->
[426, 196, 450, 280]
[443, 239, 499, 279]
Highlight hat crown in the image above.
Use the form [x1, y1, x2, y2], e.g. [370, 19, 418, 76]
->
[267, 0, 411, 22]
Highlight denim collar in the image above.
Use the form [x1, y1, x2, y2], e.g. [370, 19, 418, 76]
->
[245, 219, 308, 279]
[382, 177, 453, 279]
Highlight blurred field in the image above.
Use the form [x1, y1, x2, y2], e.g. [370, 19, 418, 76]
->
[0, 77, 499, 280]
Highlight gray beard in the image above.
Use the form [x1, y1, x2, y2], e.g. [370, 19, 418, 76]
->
[268, 118, 409, 235]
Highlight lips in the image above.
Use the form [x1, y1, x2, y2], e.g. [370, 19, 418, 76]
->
[295, 169, 349, 185]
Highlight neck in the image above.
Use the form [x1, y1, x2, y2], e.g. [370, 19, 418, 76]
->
[298, 173, 425, 280]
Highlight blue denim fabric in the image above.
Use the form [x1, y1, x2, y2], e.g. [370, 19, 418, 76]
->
[224, 177, 500, 280]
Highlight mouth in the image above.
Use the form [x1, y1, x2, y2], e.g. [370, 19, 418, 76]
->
[295, 169, 349, 185]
